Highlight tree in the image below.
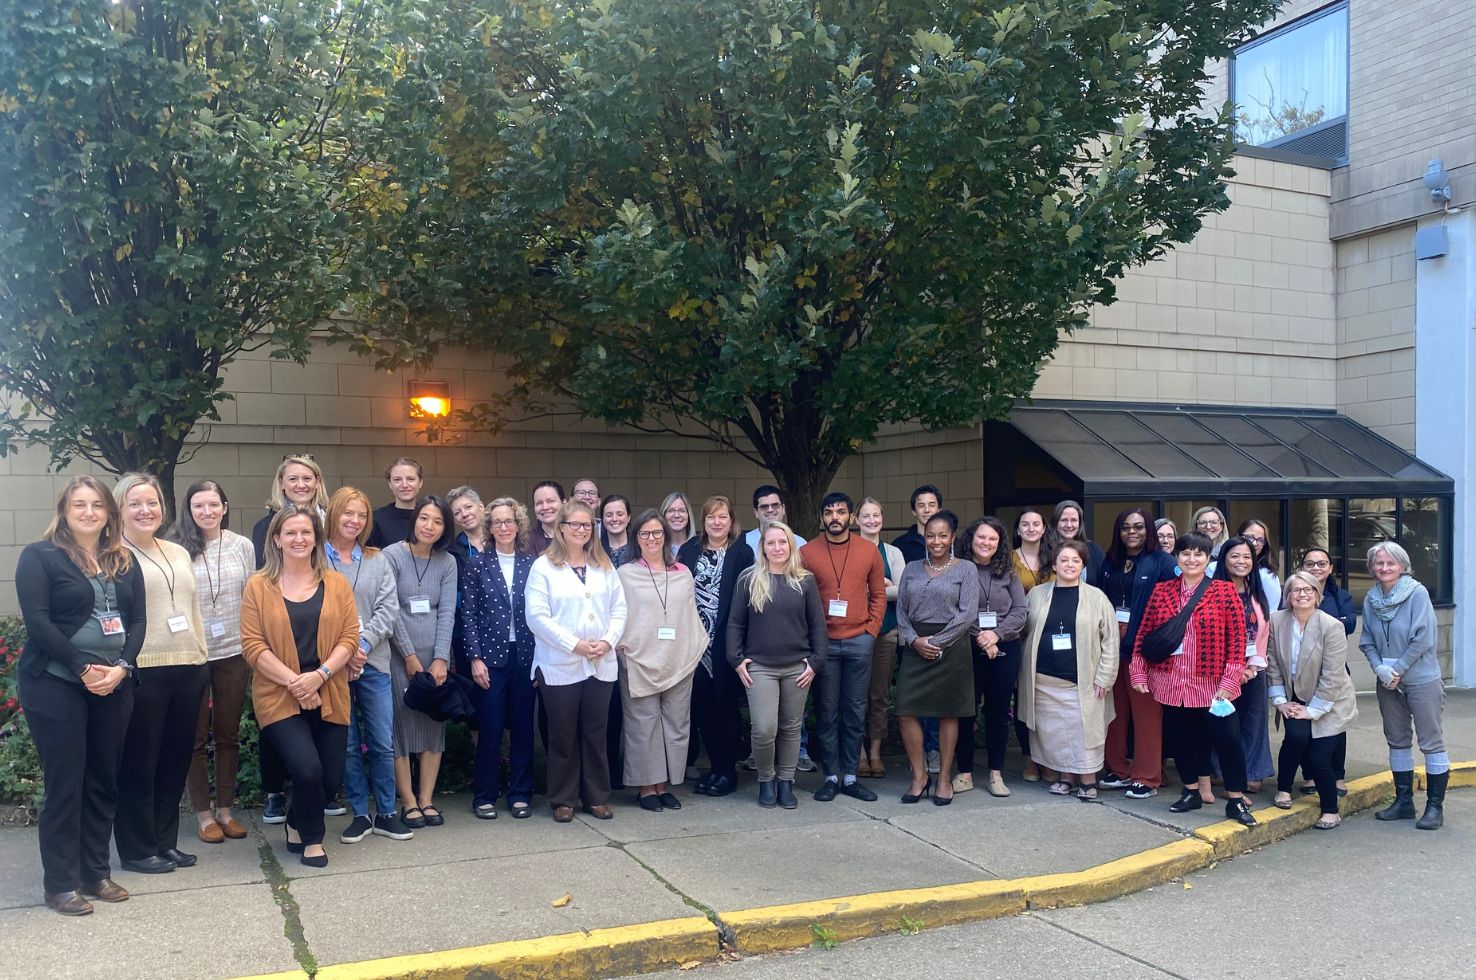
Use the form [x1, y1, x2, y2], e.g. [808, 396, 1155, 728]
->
[0, 0, 423, 514]
[350, 0, 1281, 529]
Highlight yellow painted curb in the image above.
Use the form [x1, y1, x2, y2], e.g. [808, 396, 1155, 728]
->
[310, 916, 716, 980]
[1018, 836, 1215, 909]
[1193, 770, 1394, 859]
[1416, 761, 1475, 790]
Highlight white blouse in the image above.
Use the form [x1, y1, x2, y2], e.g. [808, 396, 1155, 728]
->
[526, 555, 627, 685]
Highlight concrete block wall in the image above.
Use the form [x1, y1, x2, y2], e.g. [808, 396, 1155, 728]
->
[1334, 225, 1418, 448]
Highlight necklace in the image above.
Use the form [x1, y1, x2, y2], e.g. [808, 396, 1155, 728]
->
[925, 555, 954, 572]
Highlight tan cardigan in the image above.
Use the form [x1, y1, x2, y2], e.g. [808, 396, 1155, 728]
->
[1265, 609, 1358, 739]
[1018, 582, 1119, 747]
[240, 571, 359, 728]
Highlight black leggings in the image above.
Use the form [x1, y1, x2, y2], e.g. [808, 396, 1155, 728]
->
[1163, 704, 1246, 793]
[1279, 720, 1344, 815]
[261, 709, 347, 846]
[958, 640, 1021, 774]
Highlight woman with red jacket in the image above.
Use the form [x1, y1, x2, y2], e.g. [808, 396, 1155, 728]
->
[1129, 531, 1257, 827]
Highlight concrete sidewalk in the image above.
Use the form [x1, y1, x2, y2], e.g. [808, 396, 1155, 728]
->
[2, 691, 1471, 979]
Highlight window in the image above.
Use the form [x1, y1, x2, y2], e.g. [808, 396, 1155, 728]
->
[1347, 497, 1398, 606]
[1401, 497, 1449, 604]
[1231, 3, 1348, 158]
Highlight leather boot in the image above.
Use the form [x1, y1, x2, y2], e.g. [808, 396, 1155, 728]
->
[775, 780, 798, 810]
[44, 891, 93, 916]
[1416, 771, 1447, 830]
[1375, 770, 1416, 821]
[757, 780, 777, 808]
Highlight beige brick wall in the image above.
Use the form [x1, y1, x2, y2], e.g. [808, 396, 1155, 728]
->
[1333, 224, 1417, 448]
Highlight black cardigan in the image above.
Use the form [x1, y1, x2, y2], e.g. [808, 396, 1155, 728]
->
[676, 537, 755, 674]
[15, 541, 147, 678]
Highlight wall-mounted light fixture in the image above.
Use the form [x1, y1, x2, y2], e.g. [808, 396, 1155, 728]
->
[1424, 159, 1453, 203]
[408, 380, 451, 420]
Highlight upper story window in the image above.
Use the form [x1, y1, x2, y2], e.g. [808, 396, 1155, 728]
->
[1231, 2, 1348, 161]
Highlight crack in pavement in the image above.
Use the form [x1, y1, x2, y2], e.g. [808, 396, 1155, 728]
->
[1030, 911, 1191, 979]
[252, 816, 318, 977]
[604, 839, 736, 949]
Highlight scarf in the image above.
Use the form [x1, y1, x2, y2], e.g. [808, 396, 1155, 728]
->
[1367, 573, 1418, 622]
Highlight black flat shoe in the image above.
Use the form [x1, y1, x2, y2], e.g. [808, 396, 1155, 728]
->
[839, 781, 878, 802]
[159, 848, 196, 868]
[1226, 798, 1257, 827]
[658, 792, 682, 810]
[284, 825, 304, 854]
[1168, 789, 1203, 813]
[121, 856, 176, 874]
[813, 780, 839, 802]
[638, 794, 663, 812]
[300, 852, 328, 869]
[705, 774, 737, 797]
[473, 802, 498, 820]
[692, 774, 715, 796]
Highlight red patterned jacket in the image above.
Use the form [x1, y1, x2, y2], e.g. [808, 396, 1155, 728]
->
[1131, 578, 1248, 680]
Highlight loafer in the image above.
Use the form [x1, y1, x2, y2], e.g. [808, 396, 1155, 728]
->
[262, 793, 287, 825]
[197, 821, 225, 844]
[658, 792, 682, 810]
[219, 817, 249, 840]
[159, 848, 197, 868]
[121, 856, 176, 875]
[692, 774, 714, 796]
[776, 780, 798, 809]
[951, 773, 975, 794]
[813, 780, 839, 802]
[80, 879, 129, 903]
[638, 794, 663, 812]
[582, 804, 614, 820]
[838, 781, 877, 802]
[552, 806, 575, 823]
[1226, 798, 1258, 827]
[45, 891, 93, 916]
[986, 774, 1011, 798]
[704, 774, 737, 797]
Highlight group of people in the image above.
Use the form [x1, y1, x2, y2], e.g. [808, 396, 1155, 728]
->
[15, 465, 1451, 917]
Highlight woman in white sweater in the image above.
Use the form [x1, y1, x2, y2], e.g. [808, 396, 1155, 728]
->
[526, 501, 628, 822]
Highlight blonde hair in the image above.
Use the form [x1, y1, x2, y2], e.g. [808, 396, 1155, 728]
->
[486, 496, 530, 553]
[1284, 570, 1323, 603]
[47, 475, 133, 580]
[113, 471, 168, 528]
[745, 521, 810, 613]
[257, 505, 327, 584]
[544, 501, 611, 569]
[266, 455, 329, 513]
[660, 491, 693, 545]
[1191, 506, 1229, 549]
[325, 487, 378, 557]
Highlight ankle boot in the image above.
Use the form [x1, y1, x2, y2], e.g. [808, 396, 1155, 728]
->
[1375, 771, 1416, 821]
[1416, 771, 1447, 830]
[757, 780, 777, 808]
[775, 780, 798, 809]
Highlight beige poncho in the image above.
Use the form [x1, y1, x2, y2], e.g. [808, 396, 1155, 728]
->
[616, 561, 708, 697]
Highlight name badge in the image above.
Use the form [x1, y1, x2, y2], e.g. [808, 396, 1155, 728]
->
[408, 596, 432, 615]
[657, 626, 677, 641]
[1245, 641, 1258, 660]
[978, 611, 998, 629]
[167, 614, 190, 634]
[210, 620, 227, 640]
[96, 611, 125, 636]
[828, 599, 849, 618]
[1051, 633, 1072, 651]
[1115, 607, 1132, 624]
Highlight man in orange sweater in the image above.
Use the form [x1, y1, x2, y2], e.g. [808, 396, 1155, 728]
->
[800, 492, 887, 801]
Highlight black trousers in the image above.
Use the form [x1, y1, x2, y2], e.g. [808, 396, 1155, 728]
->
[607, 676, 625, 789]
[1163, 704, 1246, 793]
[19, 671, 134, 893]
[261, 709, 347, 846]
[116, 664, 208, 861]
[688, 663, 741, 780]
[1279, 720, 1344, 815]
[539, 675, 613, 809]
[958, 640, 1021, 774]
[259, 724, 286, 795]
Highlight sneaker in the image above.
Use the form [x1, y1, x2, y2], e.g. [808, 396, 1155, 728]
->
[323, 798, 348, 817]
[372, 812, 414, 841]
[262, 793, 287, 825]
[926, 750, 941, 775]
[339, 815, 373, 844]
[1099, 771, 1132, 790]
[797, 753, 817, 773]
[740, 755, 758, 771]
[1124, 782, 1158, 799]
[685, 765, 702, 781]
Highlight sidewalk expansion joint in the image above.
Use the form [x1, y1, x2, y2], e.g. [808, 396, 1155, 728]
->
[254, 824, 319, 977]
[1097, 797, 1201, 838]
[605, 840, 736, 949]
[882, 815, 1000, 878]
[1031, 912, 1191, 979]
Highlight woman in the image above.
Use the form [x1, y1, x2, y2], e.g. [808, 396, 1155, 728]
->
[170, 481, 256, 845]
[895, 511, 979, 806]
[618, 511, 706, 811]
[949, 517, 1027, 797]
[1191, 506, 1229, 557]
[1051, 500, 1105, 588]
[1266, 571, 1358, 829]
[1232, 518, 1282, 613]
[1129, 532, 1256, 826]
[251, 454, 329, 569]
[323, 487, 415, 843]
[1212, 536, 1276, 793]
[383, 496, 459, 828]
[1295, 547, 1357, 795]
[114, 473, 209, 874]
[661, 491, 694, 559]
[368, 457, 424, 549]
[526, 501, 628, 822]
[727, 522, 826, 809]
[1155, 519, 1178, 555]
[463, 498, 538, 819]
[856, 498, 905, 778]
[1099, 507, 1179, 800]
[527, 481, 565, 557]
[1362, 542, 1447, 830]
[677, 495, 755, 798]
[446, 486, 487, 679]
[16, 477, 144, 914]
[1011, 509, 1054, 591]
[600, 495, 633, 567]
[240, 506, 359, 867]
[1019, 542, 1118, 799]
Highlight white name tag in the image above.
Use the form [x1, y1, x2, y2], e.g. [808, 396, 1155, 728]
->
[408, 596, 432, 615]
[96, 611, 125, 636]
[657, 626, 677, 641]
[1051, 633, 1072, 651]
[167, 614, 190, 634]
[827, 599, 849, 618]
[210, 620, 227, 639]
[1115, 607, 1132, 624]
[1246, 641, 1258, 660]
[978, 611, 998, 629]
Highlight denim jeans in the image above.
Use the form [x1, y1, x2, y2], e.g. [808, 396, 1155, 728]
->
[344, 664, 397, 817]
[814, 634, 875, 779]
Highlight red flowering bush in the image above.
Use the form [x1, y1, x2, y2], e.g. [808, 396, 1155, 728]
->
[0, 617, 43, 816]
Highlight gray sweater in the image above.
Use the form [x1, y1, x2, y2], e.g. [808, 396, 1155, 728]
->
[382, 542, 458, 663]
[328, 546, 413, 674]
[726, 570, 828, 673]
[1359, 581, 1440, 685]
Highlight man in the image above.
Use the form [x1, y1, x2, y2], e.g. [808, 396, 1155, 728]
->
[744, 485, 806, 552]
[800, 492, 886, 801]
[891, 484, 941, 563]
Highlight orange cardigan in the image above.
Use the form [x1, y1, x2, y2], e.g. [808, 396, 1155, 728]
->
[240, 571, 359, 728]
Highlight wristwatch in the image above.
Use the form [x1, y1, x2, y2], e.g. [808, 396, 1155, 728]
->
[112, 659, 134, 678]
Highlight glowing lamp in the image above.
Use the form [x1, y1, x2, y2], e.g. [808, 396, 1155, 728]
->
[408, 381, 451, 420]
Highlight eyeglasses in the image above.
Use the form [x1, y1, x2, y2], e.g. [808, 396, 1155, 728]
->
[1302, 560, 1330, 570]
[1195, 519, 1221, 529]
[561, 521, 593, 531]
[490, 519, 517, 529]
[281, 453, 316, 462]
[636, 530, 665, 540]
[1242, 534, 1265, 545]
[1288, 587, 1318, 597]
[1121, 523, 1147, 532]
[756, 502, 783, 513]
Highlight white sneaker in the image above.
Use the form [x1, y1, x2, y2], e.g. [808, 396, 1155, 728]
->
[797, 753, 817, 773]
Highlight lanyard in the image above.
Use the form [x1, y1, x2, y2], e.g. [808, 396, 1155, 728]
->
[127, 536, 177, 612]
[641, 558, 671, 621]
[93, 574, 116, 612]
[823, 537, 852, 599]
[409, 547, 432, 588]
[326, 543, 363, 592]
[202, 534, 227, 610]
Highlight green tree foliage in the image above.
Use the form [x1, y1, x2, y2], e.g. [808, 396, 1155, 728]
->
[0, 0, 423, 512]
[352, 0, 1280, 526]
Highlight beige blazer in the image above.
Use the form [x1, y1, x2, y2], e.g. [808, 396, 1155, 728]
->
[1265, 609, 1358, 739]
[1018, 582, 1119, 746]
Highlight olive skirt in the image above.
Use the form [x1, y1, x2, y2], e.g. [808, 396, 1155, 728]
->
[894, 622, 975, 718]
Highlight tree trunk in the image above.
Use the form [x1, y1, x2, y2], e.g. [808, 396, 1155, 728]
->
[768, 454, 844, 545]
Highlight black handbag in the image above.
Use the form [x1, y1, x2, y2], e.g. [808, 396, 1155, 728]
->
[1138, 578, 1212, 664]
